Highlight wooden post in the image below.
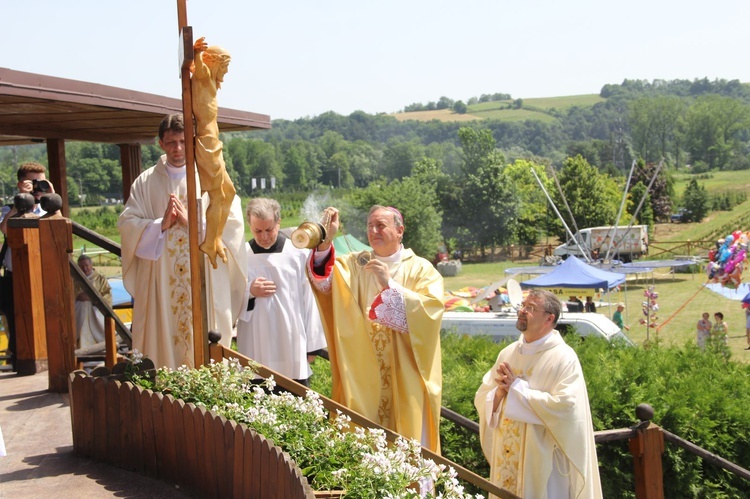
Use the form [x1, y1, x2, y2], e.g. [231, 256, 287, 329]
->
[104, 316, 117, 369]
[629, 404, 665, 499]
[119, 143, 142, 204]
[8, 217, 47, 375]
[46, 139, 69, 217]
[38, 215, 77, 391]
[176, 0, 208, 368]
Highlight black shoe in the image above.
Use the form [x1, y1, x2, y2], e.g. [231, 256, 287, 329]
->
[745, 346, 750, 350]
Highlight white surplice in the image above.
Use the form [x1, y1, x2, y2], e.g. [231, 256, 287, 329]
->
[236, 236, 326, 380]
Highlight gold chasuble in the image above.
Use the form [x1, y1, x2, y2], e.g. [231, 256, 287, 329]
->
[309, 246, 444, 452]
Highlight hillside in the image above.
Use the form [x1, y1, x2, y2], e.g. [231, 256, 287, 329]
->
[391, 93, 605, 123]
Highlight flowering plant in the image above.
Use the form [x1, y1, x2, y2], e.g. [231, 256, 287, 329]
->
[133, 359, 480, 498]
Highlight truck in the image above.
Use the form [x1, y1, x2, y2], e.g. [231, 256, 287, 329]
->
[554, 225, 648, 262]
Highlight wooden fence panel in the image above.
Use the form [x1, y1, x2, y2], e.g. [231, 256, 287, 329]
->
[182, 403, 200, 492]
[172, 398, 188, 488]
[160, 395, 179, 484]
[222, 420, 238, 499]
[259, 438, 272, 498]
[271, 446, 284, 498]
[246, 427, 259, 498]
[93, 378, 108, 461]
[150, 392, 167, 480]
[139, 388, 158, 478]
[105, 380, 122, 467]
[128, 384, 145, 474]
[69, 373, 86, 455]
[232, 422, 246, 498]
[202, 410, 220, 499]
[212, 414, 230, 499]
[190, 404, 208, 495]
[119, 383, 136, 472]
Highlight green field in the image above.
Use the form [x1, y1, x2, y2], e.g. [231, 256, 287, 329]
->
[392, 93, 604, 123]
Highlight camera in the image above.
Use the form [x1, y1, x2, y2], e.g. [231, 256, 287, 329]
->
[32, 179, 52, 194]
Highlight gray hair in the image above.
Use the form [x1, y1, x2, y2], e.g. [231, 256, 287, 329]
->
[77, 254, 92, 264]
[528, 289, 562, 325]
[246, 198, 280, 224]
[368, 205, 404, 229]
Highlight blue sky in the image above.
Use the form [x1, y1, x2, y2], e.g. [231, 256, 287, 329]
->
[3, 0, 748, 120]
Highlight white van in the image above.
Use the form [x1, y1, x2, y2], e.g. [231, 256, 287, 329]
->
[441, 311, 634, 346]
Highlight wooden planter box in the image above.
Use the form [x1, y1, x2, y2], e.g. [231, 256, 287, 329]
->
[68, 371, 317, 498]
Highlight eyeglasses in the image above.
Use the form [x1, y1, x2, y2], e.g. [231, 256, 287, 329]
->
[519, 303, 550, 315]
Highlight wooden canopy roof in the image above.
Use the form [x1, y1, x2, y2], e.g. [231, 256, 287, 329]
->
[0, 67, 271, 146]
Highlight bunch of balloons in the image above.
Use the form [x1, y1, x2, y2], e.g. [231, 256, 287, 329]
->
[707, 230, 747, 289]
[639, 286, 659, 328]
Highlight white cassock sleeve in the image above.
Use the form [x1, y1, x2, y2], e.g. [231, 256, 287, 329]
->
[134, 219, 166, 261]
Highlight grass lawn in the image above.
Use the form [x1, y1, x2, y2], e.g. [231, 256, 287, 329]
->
[443, 261, 750, 361]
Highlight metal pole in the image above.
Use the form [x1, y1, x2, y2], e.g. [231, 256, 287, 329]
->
[530, 167, 591, 263]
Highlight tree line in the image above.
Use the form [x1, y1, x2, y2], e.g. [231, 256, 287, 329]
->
[1, 77, 748, 258]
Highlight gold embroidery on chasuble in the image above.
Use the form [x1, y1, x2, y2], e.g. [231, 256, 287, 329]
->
[369, 321, 394, 429]
[495, 415, 525, 495]
[167, 216, 193, 368]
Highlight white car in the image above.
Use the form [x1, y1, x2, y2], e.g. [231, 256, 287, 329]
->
[441, 311, 634, 346]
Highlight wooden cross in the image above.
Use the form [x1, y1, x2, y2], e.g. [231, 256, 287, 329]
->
[177, 0, 208, 368]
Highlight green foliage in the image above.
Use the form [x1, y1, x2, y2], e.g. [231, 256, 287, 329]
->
[69, 206, 123, 238]
[709, 190, 748, 212]
[629, 95, 686, 163]
[682, 178, 709, 222]
[552, 155, 620, 238]
[504, 160, 552, 246]
[630, 159, 673, 221]
[627, 182, 654, 228]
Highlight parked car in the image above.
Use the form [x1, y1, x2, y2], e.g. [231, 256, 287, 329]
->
[670, 208, 689, 223]
[441, 310, 634, 345]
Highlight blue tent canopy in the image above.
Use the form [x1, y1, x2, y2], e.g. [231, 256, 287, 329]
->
[522, 256, 626, 290]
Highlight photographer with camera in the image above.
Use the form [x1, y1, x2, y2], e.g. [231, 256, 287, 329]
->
[0, 162, 54, 371]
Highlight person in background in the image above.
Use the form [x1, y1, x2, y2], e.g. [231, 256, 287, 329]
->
[585, 296, 597, 313]
[567, 295, 584, 312]
[696, 312, 712, 350]
[236, 198, 326, 387]
[73, 254, 112, 349]
[307, 205, 444, 453]
[712, 312, 728, 345]
[118, 114, 247, 370]
[474, 289, 602, 498]
[613, 302, 629, 331]
[0, 162, 54, 371]
[744, 304, 750, 350]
